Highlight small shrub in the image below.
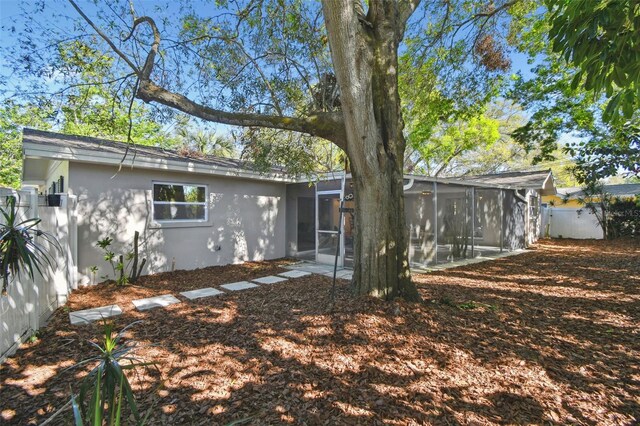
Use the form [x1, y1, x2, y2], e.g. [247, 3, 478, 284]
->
[69, 321, 156, 425]
[96, 231, 146, 285]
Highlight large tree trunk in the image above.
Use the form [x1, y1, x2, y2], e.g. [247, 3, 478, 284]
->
[323, 1, 420, 301]
[71, 0, 421, 301]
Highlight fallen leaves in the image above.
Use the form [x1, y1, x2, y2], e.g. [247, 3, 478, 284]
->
[1, 239, 639, 425]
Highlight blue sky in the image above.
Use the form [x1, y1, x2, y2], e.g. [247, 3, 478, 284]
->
[0, 0, 540, 136]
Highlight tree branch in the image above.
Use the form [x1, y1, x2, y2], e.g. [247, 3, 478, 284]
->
[399, 0, 422, 27]
[137, 80, 346, 147]
[67, 0, 139, 74]
[68, 0, 347, 148]
[123, 16, 160, 81]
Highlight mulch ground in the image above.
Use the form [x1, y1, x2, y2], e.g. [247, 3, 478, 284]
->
[1, 239, 638, 425]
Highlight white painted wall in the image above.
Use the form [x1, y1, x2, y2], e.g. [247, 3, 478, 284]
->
[69, 163, 287, 284]
[542, 206, 603, 239]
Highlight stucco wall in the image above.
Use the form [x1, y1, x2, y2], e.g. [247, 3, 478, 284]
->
[69, 163, 286, 284]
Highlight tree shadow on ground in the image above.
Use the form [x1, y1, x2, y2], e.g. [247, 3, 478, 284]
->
[1, 239, 638, 425]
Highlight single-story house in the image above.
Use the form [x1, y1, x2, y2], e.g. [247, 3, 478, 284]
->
[543, 184, 640, 208]
[21, 129, 556, 285]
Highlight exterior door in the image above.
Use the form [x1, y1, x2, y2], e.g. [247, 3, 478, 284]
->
[316, 191, 342, 265]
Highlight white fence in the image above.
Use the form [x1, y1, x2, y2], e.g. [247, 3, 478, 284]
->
[541, 206, 604, 239]
[0, 188, 78, 361]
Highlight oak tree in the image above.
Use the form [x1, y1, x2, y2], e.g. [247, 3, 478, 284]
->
[5, 0, 525, 300]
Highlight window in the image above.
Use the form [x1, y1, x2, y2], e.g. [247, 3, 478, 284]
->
[529, 195, 539, 217]
[152, 182, 207, 222]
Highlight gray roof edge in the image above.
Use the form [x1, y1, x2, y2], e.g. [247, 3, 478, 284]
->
[22, 128, 292, 182]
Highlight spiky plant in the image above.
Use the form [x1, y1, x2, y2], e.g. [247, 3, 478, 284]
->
[70, 321, 156, 425]
[0, 195, 61, 296]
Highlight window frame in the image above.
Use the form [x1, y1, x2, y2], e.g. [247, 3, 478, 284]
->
[151, 181, 208, 224]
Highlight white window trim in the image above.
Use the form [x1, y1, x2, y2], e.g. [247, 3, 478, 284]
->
[152, 181, 208, 224]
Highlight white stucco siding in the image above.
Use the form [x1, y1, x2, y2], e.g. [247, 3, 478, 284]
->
[68, 162, 286, 284]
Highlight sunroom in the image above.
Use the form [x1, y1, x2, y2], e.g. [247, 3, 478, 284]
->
[285, 170, 553, 269]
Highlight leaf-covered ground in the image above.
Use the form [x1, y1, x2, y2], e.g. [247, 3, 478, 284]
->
[1, 239, 638, 425]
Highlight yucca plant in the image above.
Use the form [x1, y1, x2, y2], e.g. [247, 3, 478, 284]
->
[70, 321, 156, 425]
[0, 195, 61, 296]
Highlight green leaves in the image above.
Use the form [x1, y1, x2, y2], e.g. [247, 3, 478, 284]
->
[546, 0, 640, 124]
[0, 196, 62, 296]
[71, 321, 154, 425]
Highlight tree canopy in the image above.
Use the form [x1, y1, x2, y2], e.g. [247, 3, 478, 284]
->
[2, 0, 637, 298]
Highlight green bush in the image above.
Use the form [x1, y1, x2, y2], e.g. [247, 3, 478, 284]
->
[608, 197, 640, 238]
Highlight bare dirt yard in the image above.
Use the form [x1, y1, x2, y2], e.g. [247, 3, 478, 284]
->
[1, 239, 638, 425]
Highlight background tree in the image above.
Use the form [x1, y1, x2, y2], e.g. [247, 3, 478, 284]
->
[510, 1, 640, 184]
[572, 182, 614, 239]
[546, 0, 640, 124]
[2, 0, 538, 300]
[0, 100, 53, 188]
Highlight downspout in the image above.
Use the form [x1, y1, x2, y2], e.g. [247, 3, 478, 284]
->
[403, 177, 415, 191]
[514, 189, 528, 203]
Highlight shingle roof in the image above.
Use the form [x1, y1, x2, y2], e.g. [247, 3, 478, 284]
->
[22, 128, 283, 174]
[559, 184, 640, 199]
[459, 169, 553, 189]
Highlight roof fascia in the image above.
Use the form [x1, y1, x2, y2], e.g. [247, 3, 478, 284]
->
[23, 141, 295, 183]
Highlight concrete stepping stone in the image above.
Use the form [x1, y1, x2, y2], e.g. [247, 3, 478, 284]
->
[220, 281, 258, 291]
[70, 304, 122, 325]
[252, 275, 288, 285]
[277, 270, 311, 279]
[286, 264, 335, 274]
[180, 287, 224, 300]
[132, 294, 181, 311]
[323, 269, 353, 280]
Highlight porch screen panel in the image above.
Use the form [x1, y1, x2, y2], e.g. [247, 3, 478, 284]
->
[405, 181, 436, 267]
[285, 183, 315, 260]
[503, 189, 526, 250]
[343, 179, 355, 268]
[474, 188, 502, 257]
[436, 183, 472, 263]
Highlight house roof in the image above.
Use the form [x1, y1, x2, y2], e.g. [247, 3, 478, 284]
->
[21, 128, 291, 182]
[457, 169, 556, 195]
[558, 184, 640, 199]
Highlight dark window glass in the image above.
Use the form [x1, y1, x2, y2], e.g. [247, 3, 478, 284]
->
[153, 184, 205, 203]
[153, 183, 206, 221]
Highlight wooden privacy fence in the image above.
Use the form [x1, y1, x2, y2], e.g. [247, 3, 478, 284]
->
[0, 188, 78, 362]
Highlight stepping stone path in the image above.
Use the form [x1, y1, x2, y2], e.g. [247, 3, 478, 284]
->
[221, 281, 258, 291]
[69, 304, 122, 325]
[322, 269, 353, 280]
[132, 294, 181, 311]
[252, 275, 288, 285]
[69, 266, 342, 324]
[180, 287, 224, 300]
[277, 270, 311, 278]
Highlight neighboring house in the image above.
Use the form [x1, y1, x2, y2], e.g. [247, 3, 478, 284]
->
[21, 129, 556, 285]
[543, 184, 640, 208]
[540, 183, 640, 239]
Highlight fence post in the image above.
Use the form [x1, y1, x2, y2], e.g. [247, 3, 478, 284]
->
[26, 189, 41, 333]
[68, 195, 78, 291]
